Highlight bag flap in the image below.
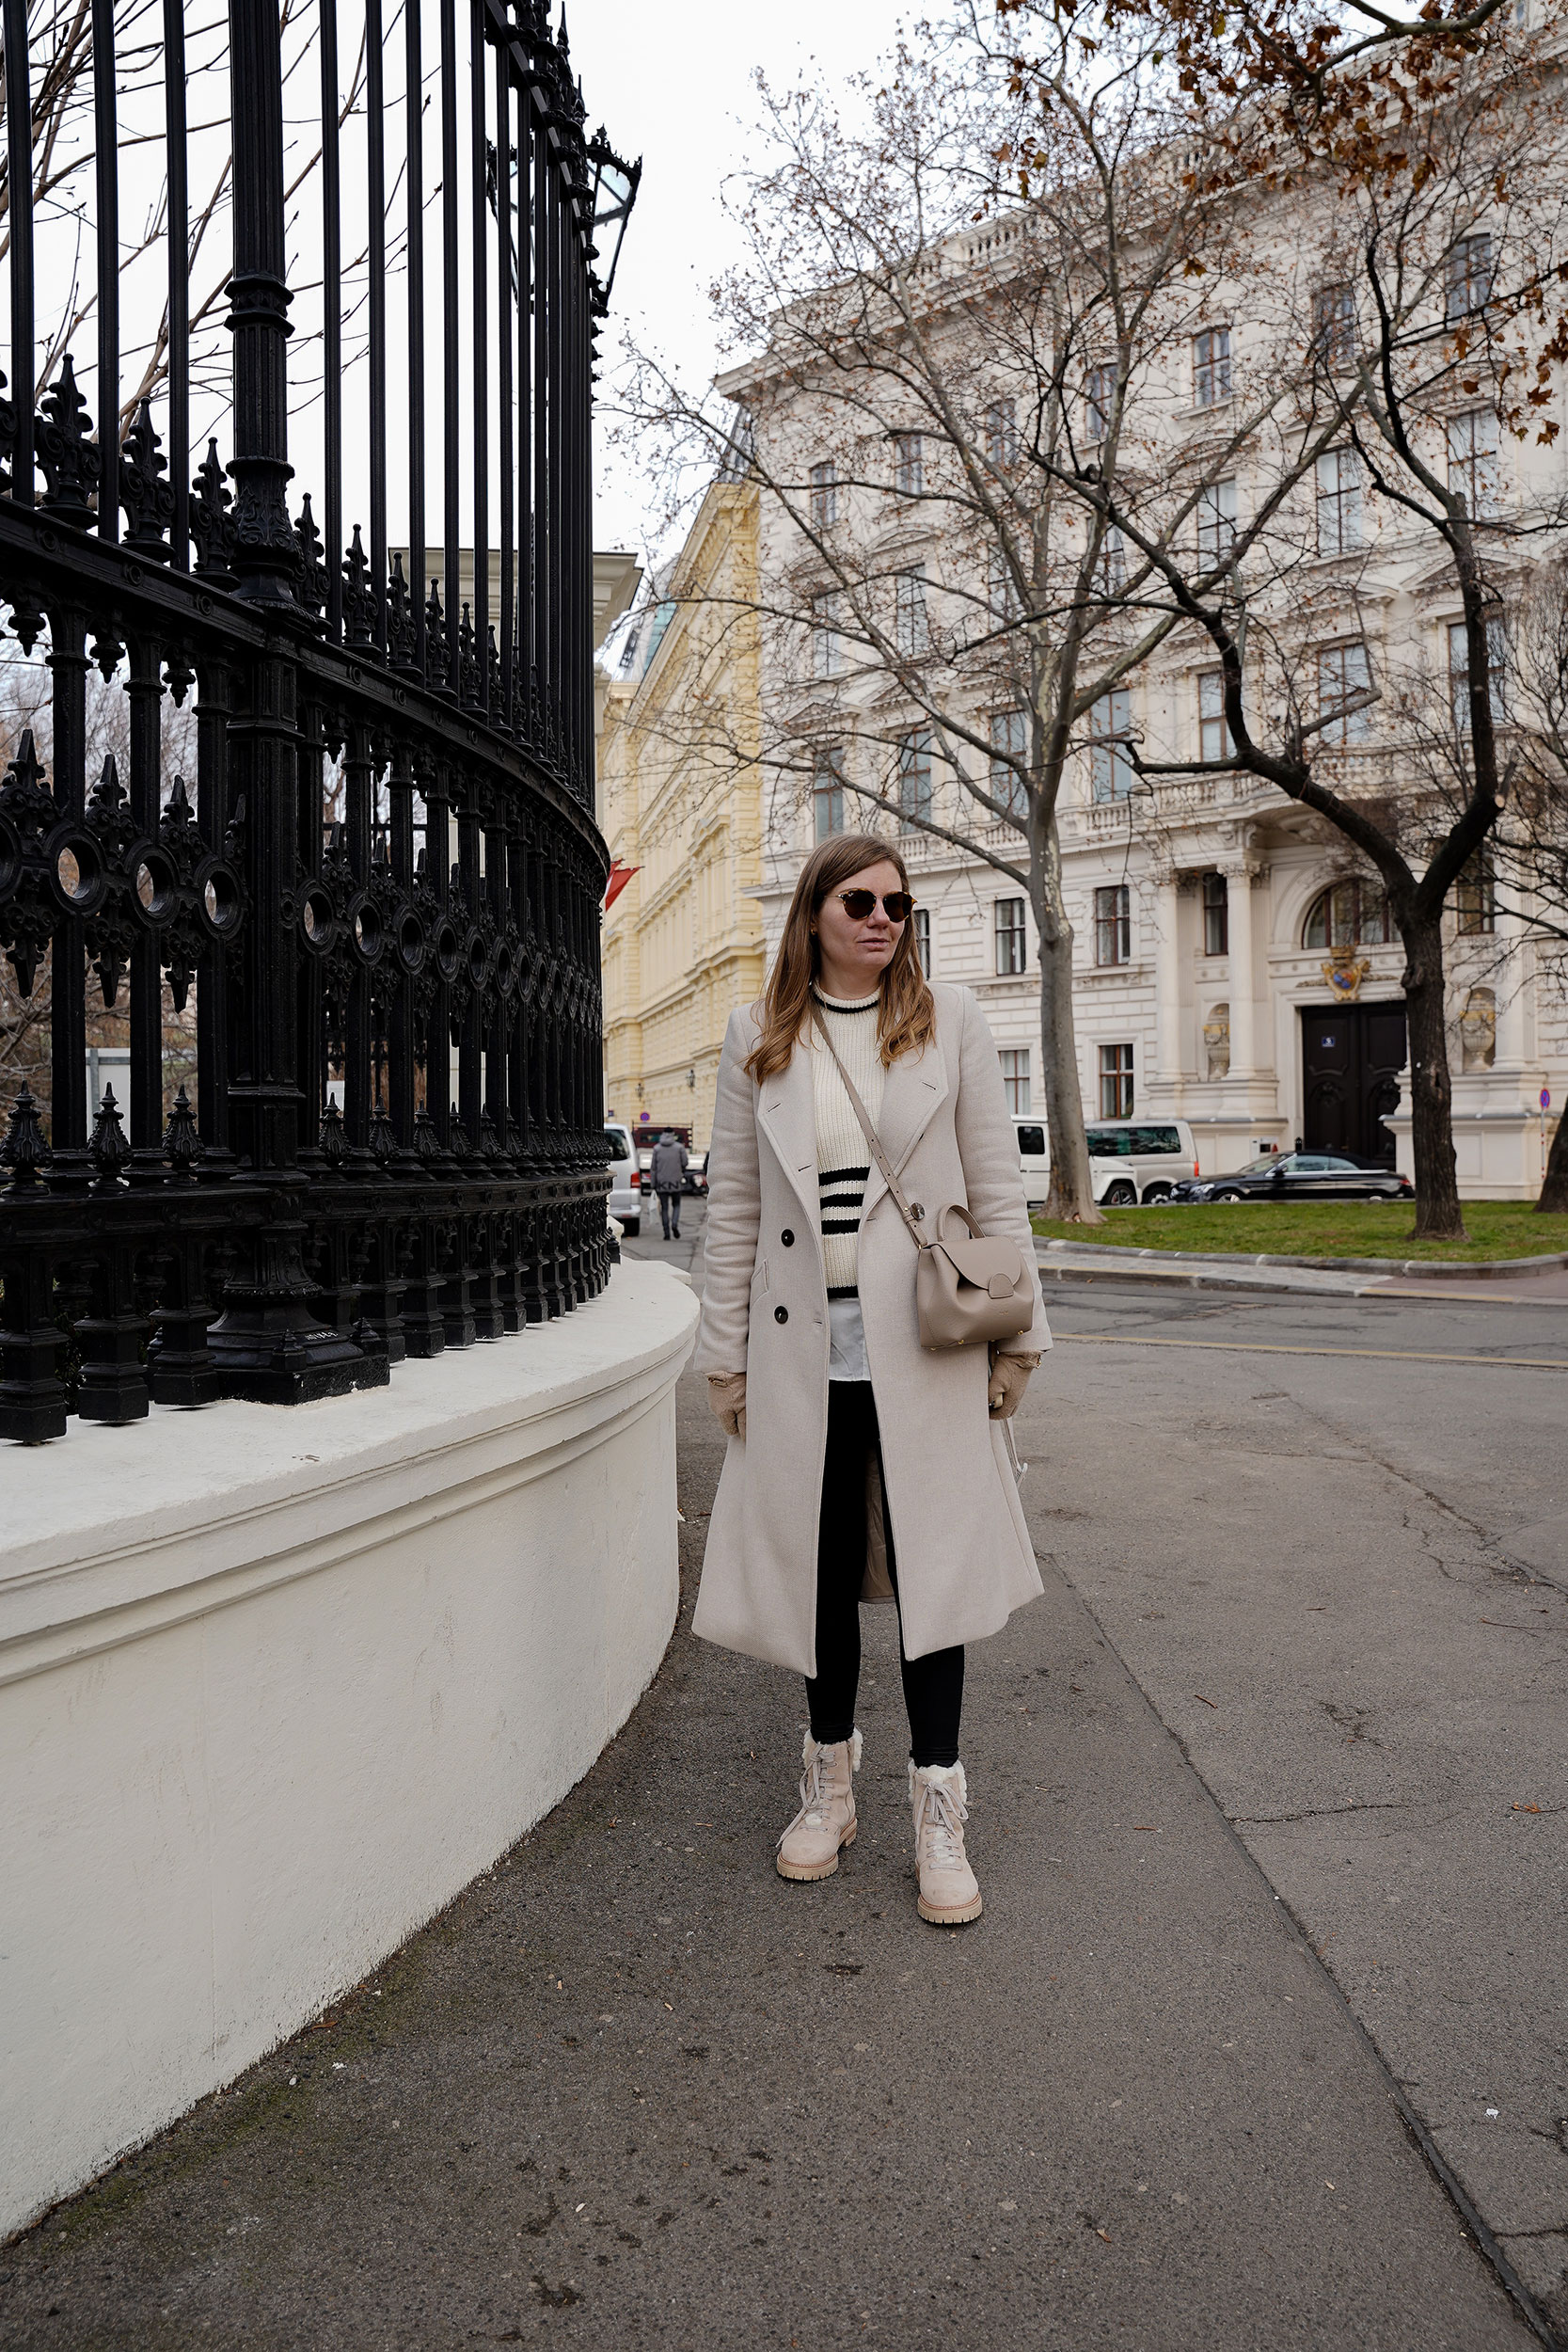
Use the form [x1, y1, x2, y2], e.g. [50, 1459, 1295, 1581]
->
[932, 1231, 1025, 1294]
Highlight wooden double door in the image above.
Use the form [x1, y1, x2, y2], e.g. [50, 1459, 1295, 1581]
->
[1300, 1001, 1408, 1167]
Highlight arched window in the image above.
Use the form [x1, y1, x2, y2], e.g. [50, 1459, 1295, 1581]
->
[1303, 880, 1393, 949]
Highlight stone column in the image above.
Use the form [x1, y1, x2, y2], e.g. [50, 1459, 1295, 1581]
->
[1226, 863, 1257, 1078]
[1154, 874, 1182, 1086]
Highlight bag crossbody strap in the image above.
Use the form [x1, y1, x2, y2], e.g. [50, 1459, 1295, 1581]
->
[808, 999, 927, 1255]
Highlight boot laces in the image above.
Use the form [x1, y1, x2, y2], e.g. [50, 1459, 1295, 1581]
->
[778, 1747, 832, 1849]
[916, 1774, 968, 1870]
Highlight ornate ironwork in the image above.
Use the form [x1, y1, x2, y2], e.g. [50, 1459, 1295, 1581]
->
[0, 0, 631, 1442]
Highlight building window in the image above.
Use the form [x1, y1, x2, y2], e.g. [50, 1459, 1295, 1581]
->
[1100, 1041, 1134, 1119]
[1085, 363, 1112, 443]
[988, 547, 1022, 624]
[893, 431, 924, 496]
[985, 399, 1018, 468]
[1448, 615, 1509, 729]
[1454, 848, 1497, 934]
[811, 590, 843, 678]
[1098, 524, 1127, 592]
[1318, 641, 1373, 745]
[1202, 869, 1229, 956]
[1194, 326, 1231, 407]
[1447, 409, 1499, 518]
[1089, 688, 1134, 803]
[1197, 476, 1237, 566]
[1316, 449, 1363, 553]
[813, 749, 845, 840]
[1303, 879, 1393, 948]
[897, 727, 933, 826]
[990, 707, 1029, 818]
[809, 460, 838, 526]
[1197, 670, 1233, 763]
[912, 905, 932, 975]
[1314, 282, 1356, 372]
[1095, 882, 1132, 965]
[895, 565, 929, 657]
[1446, 232, 1493, 324]
[999, 1047, 1030, 1113]
[994, 896, 1028, 976]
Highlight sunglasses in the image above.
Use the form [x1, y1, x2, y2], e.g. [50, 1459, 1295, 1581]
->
[834, 888, 913, 922]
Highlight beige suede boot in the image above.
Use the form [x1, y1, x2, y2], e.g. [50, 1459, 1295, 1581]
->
[909, 1760, 983, 1926]
[776, 1729, 862, 1883]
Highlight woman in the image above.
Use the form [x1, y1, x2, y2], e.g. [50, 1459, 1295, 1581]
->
[693, 834, 1050, 1927]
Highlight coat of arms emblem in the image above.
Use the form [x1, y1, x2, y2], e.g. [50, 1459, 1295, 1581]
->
[1322, 952, 1371, 1000]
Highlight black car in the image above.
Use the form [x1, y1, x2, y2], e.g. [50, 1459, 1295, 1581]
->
[1171, 1152, 1415, 1203]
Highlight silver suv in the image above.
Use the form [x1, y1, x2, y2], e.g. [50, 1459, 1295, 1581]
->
[1085, 1119, 1200, 1206]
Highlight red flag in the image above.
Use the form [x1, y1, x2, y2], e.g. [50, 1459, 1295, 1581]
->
[603, 859, 640, 912]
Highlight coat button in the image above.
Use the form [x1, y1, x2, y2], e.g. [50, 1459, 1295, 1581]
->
[774, 1304, 789, 1324]
[781, 1228, 795, 1247]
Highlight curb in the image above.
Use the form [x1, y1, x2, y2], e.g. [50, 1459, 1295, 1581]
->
[1036, 1237, 1568, 1280]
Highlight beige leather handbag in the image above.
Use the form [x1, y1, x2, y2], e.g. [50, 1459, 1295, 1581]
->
[810, 1005, 1035, 1352]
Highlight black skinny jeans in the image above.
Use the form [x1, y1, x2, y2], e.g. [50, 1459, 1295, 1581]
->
[804, 1379, 964, 1770]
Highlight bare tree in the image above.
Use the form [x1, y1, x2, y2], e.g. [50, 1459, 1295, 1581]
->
[1017, 8, 1568, 1238]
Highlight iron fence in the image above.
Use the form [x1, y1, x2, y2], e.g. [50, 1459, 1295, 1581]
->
[0, 0, 636, 1440]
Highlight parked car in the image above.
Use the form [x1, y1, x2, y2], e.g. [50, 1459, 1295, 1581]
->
[1170, 1152, 1415, 1204]
[1014, 1116, 1050, 1211]
[684, 1150, 709, 1199]
[603, 1121, 640, 1236]
[1085, 1119, 1200, 1206]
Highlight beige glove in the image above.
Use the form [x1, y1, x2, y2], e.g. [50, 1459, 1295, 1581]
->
[706, 1371, 748, 1440]
[988, 1351, 1040, 1420]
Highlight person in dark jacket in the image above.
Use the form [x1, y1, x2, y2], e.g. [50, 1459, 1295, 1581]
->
[650, 1130, 689, 1238]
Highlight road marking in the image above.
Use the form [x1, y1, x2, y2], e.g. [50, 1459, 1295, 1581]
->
[1051, 1333, 1568, 1371]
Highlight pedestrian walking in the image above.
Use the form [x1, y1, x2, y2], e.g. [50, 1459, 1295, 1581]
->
[693, 834, 1050, 1926]
[650, 1129, 688, 1239]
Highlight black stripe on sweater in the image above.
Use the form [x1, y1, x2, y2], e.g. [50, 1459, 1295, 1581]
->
[816, 1163, 870, 1185]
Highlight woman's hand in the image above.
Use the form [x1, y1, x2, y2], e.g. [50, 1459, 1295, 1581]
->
[988, 1351, 1039, 1420]
[706, 1371, 748, 1440]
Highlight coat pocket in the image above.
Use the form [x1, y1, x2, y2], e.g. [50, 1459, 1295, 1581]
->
[749, 1259, 770, 1297]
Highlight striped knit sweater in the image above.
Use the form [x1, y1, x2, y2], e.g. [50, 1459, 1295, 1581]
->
[810, 988, 886, 1296]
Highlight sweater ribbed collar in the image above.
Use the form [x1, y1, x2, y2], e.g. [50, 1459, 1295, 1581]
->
[811, 985, 880, 1015]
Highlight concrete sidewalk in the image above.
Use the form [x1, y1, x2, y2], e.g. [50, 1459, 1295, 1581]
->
[0, 1357, 1537, 2349]
[1037, 1237, 1568, 1307]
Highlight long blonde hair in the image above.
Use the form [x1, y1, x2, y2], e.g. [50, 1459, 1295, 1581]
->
[744, 833, 936, 1085]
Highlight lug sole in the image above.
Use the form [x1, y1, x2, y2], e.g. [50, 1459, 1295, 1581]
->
[776, 1818, 856, 1883]
[917, 1888, 983, 1926]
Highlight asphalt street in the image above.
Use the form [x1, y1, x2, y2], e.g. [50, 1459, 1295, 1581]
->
[2, 1203, 1561, 2350]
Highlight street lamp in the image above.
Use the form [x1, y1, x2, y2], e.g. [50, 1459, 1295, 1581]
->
[587, 131, 641, 316]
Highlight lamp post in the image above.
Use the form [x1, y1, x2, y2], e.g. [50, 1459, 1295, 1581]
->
[586, 132, 641, 315]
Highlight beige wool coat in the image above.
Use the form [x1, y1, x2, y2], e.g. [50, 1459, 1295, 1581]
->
[691, 980, 1051, 1675]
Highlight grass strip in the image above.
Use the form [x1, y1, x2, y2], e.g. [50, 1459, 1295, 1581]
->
[1032, 1200, 1568, 1263]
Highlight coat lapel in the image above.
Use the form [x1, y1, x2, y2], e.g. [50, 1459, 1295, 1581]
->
[755, 1040, 822, 1226]
[861, 1032, 950, 1220]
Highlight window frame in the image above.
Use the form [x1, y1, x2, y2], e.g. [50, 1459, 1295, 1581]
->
[896, 727, 934, 828]
[892, 431, 925, 497]
[1196, 476, 1238, 568]
[1448, 615, 1510, 731]
[1197, 669, 1234, 764]
[1316, 640, 1373, 746]
[1193, 326, 1232, 408]
[810, 589, 843, 679]
[813, 747, 846, 841]
[1447, 408, 1500, 520]
[1085, 363, 1113, 444]
[1454, 848, 1497, 935]
[998, 1046, 1031, 1114]
[1099, 1041, 1135, 1120]
[1202, 869, 1229, 957]
[994, 895, 1028, 977]
[1094, 882, 1132, 966]
[894, 564, 929, 658]
[985, 398, 1018, 469]
[1315, 448, 1363, 555]
[1313, 282, 1356, 373]
[1446, 233, 1493, 326]
[1303, 879, 1393, 949]
[989, 706, 1029, 819]
[911, 904, 932, 976]
[808, 459, 838, 527]
[1089, 688, 1135, 803]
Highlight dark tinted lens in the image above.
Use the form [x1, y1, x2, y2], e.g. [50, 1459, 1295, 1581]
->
[838, 889, 876, 917]
[883, 892, 913, 921]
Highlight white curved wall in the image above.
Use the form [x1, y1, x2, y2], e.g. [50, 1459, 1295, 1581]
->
[0, 1260, 698, 2241]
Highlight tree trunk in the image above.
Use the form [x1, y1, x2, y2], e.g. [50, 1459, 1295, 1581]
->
[1538, 1105, 1568, 1214]
[1034, 821, 1102, 1224]
[1400, 914, 1467, 1243]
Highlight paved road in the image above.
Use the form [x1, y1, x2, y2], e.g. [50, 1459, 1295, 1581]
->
[3, 1209, 1562, 2349]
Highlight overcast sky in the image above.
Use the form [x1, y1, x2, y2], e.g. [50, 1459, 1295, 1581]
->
[570, 1, 914, 565]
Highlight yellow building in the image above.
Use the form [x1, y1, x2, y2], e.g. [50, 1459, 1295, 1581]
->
[598, 479, 765, 1150]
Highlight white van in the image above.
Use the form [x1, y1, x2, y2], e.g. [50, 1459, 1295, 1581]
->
[603, 1121, 641, 1236]
[1012, 1114, 1199, 1211]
